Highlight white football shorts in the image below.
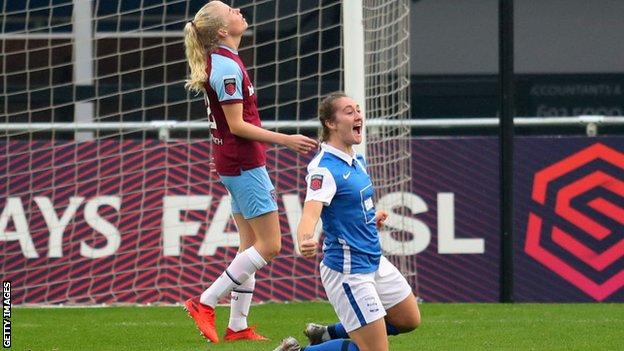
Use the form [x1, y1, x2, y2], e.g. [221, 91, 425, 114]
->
[320, 255, 413, 333]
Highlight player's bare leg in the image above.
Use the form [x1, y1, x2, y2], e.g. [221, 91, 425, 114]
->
[384, 293, 421, 332]
[246, 210, 281, 262]
[235, 213, 257, 250]
[348, 318, 388, 351]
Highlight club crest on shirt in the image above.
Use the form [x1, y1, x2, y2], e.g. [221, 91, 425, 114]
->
[310, 174, 323, 190]
[223, 76, 236, 96]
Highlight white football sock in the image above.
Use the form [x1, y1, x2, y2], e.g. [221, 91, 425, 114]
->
[229, 272, 255, 331]
[200, 246, 267, 307]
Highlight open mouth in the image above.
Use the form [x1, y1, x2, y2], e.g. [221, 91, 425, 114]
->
[353, 125, 362, 136]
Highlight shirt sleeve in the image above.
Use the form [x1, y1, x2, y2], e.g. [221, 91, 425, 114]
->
[209, 55, 244, 103]
[304, 167, 336, 205]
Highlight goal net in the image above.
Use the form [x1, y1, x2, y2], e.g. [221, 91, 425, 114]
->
[361, 0, 416, 292]
[0, 0, 414, 305]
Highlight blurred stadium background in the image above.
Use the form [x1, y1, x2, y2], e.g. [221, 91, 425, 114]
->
[1, 0, 623, 349]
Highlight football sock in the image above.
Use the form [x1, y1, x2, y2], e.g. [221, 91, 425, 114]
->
[327, 323, 346, 339]
[200, 246, 267, 307]
[386, 323, 400, 336]
[303, 339, 359, 351]
[327, 322, 400, 339]
[229, 272, 255, 331]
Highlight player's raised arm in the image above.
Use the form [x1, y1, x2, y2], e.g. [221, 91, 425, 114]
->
[298, 163, 336, 259]
[222, 103, 318, 154]
[297, 200, 323, 258]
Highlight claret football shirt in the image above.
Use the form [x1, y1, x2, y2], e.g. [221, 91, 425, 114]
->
[203, 45, 266, 176]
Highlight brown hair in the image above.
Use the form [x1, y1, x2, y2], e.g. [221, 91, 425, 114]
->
[183, 1, 226, 94]
[318, 91, 348, 142]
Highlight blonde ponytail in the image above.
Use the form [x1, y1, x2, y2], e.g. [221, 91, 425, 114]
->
[183, 1, 226, 94]
[184, 22, 208, 94]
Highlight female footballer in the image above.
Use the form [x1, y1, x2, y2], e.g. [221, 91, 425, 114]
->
[274, 92, 421, 351]
[182, 1, 318, 344]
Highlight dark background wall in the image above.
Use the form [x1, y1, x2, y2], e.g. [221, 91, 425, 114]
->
[410, 0, 624, 119]
[2, 0, 623, 127]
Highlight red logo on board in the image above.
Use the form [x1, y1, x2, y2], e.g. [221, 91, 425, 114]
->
[525, 143, 624, 301]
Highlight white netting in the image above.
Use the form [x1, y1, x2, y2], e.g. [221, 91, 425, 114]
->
[362, 0, 417, 293]
[0, 0, 413, 304]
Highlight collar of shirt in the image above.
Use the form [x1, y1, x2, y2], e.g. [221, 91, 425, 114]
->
[321, 143, 356, 166]
[218, 45, 238, 55]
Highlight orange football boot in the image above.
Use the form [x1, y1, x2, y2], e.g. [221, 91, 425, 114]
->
[224, 326, 269, 341]
[184, 296, 219, 343]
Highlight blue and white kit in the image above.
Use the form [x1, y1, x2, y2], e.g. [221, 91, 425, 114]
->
[305, 143, 380, 274]
[304, 143, 412, 332]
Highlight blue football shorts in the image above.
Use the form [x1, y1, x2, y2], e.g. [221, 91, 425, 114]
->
[219, 166, 278, 219]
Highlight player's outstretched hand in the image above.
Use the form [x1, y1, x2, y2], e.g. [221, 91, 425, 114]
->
[284, 134, 318, 154]
[299, 237, 318, 259]
[375, 210, 389, 229]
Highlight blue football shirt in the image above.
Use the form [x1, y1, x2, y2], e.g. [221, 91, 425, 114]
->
[304, 143, 381, 274]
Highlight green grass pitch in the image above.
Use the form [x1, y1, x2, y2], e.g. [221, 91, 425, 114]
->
[13, 302, 624, 350]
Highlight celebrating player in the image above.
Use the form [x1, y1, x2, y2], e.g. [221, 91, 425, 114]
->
[182, 0, 318, 344]
[274, 92, 421, 351]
